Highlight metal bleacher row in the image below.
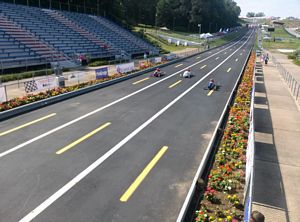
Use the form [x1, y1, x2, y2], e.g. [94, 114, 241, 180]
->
[0, 2, 158, 70]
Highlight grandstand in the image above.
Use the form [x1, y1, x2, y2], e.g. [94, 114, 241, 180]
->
[0, 2, 158, 71]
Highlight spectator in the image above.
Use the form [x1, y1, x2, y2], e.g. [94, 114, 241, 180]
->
[250, 210, 265, 222]
[264, 54, 269, 65]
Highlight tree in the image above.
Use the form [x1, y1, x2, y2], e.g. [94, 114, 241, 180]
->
[255, 12, 265, 17]
[246, 12, 256, 17]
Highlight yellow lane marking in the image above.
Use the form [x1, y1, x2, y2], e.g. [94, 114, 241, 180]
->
[227, 68, 232, 72]
[235, 58, 239, 62]
[196, 56, 201, 59]
[168, 80, 182, 89]
[0, 113, 56, 136]
[215, 57, 219, 60]
[175, 64, 183, 68]
[132, 77, 149, 85]
[200, 65, 207, 69]
[120, 146, 168, 202]
[207, 90, 214, 96]
[56, 122, 111, 155]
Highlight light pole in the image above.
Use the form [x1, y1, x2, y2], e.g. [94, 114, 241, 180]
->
[155, 13, 158, 34]
[198, 24, 202, 52]
[198, 23, 201, 42]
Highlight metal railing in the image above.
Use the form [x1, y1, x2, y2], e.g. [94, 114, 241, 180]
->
[271, 55, 300, 104]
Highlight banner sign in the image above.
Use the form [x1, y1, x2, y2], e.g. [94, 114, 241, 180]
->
[154, 57, 162, 64]
[24, 77, 57, 93]
[36, 76, 57, 90]
[116, 62, 135, 74]
[0, 86, 7, 103]
[95, 67, 109, 79]
[68, 71, 85, 82]
[166, 53, 177, 61]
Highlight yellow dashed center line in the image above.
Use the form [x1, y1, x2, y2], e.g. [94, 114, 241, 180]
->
[169, 80, 182, 88]
[0, 113, 56, 136]
[132, 77, 149, 85]
[207, 90, 214, 96]
[200, 65, 207, 69]
[120, 146, 168, 202]
[175, 64, 183, 68]
[56, 122, 111, 155]
[235, 58, 239, 62]
[227, 68, 232, 72]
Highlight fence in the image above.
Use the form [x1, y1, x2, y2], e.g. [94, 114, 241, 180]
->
[243, 61, 258, 222]
[271, 55, 300, 105]
[0, 50, 203, 102]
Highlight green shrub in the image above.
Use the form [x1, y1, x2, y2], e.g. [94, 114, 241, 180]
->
[88, 60, 109, 67]
[288, 54, 296, 60]
[0, 69, 53, 83]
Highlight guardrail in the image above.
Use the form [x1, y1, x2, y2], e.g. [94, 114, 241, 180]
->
[271, 55, 300, 104]
[243, 61, 258, 222]
[176, 47, 253, 222]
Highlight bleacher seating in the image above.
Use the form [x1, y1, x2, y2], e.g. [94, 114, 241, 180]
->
[0, 2, 158, 70]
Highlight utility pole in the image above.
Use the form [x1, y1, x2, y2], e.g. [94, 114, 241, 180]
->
[198, 24, 202, 50]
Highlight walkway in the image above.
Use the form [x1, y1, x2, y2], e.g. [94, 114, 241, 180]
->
[252, 55, 300, 221]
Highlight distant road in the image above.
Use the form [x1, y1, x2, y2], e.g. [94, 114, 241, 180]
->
[285, 27, 300, 38]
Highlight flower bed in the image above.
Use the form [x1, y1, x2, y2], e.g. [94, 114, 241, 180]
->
[0, 73, 125, 112]
[195, 52, 255, 222]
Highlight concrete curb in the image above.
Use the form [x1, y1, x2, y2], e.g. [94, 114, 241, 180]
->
[0, 32, 245, 121]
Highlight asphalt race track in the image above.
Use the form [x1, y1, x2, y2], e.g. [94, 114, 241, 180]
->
[0, 29, 256, 222]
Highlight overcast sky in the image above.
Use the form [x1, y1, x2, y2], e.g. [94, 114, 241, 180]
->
[234, 0, 300, 18]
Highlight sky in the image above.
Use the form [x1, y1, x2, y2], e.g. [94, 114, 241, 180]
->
[234, 0, 300, 18]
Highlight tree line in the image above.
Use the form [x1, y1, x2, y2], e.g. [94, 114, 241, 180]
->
[4, 0, 241, 32]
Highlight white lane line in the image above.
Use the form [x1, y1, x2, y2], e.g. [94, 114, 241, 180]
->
[176, 32, 254, 222]
[215, 57, 219, 60]
[19, 32, 253, 222]
[0, 33, 249, 159]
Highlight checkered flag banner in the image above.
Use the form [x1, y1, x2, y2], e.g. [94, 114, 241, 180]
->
[24, 80, 38, 93]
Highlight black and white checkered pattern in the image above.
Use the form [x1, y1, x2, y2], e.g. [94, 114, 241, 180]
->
[24, 80, 38, 93]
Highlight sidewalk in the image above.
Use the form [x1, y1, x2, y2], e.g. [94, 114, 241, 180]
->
[252, 56, 300, 221]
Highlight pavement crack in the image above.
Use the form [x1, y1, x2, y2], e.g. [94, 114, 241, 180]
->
[17, 174, 40, 215]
